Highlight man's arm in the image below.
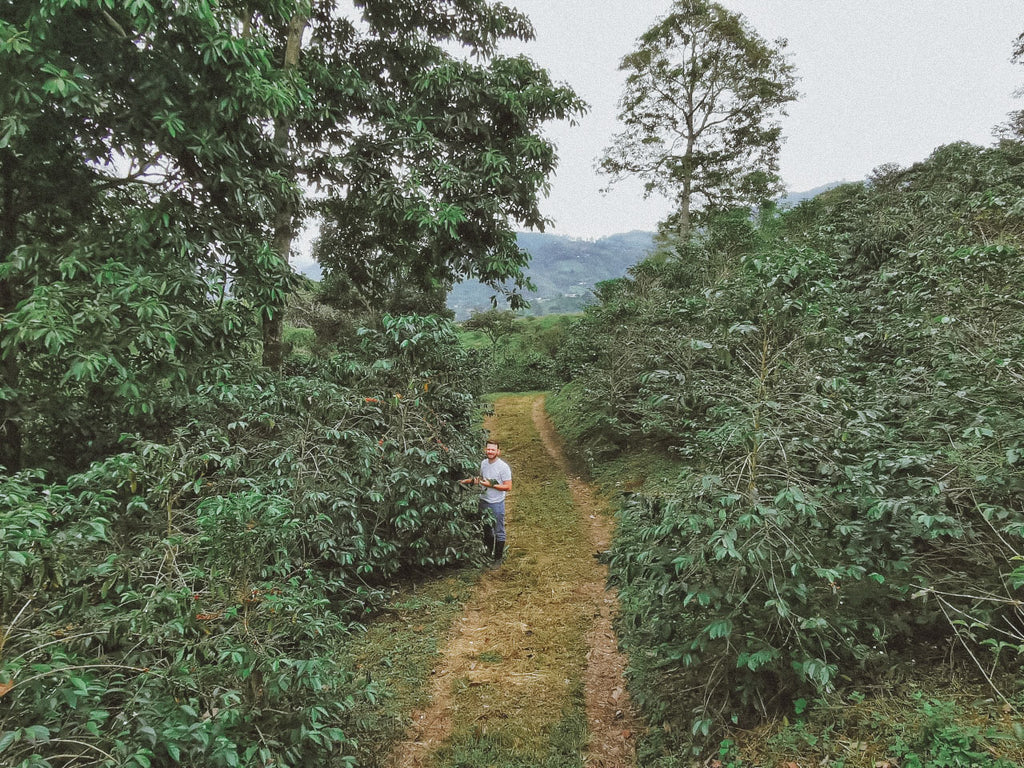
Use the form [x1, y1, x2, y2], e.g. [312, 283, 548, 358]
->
[480, 478, 511, 492]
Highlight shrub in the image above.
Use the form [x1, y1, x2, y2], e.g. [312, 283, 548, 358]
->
[552, 142, 1024, 748]
[0, 314, 486, 767]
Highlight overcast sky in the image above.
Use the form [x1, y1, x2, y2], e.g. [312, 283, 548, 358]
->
[500, 0, 1023, 240]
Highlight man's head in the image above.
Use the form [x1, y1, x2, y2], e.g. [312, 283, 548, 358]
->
[485, 440, 500, 460]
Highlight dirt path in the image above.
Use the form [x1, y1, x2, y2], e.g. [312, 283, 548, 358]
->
[386, 394, 641, 767]
[529, 397, 641, 767]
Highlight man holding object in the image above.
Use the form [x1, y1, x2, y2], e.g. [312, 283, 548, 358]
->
[460, 440, 512, 564]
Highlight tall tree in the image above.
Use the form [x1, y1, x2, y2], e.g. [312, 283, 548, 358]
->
[0, 0, 582, 468]
[0, 0, 299, 469]
[998, 31, 1024, 140]
[311, 1, 585, 316]
[463, 308, 517, 351]
[262, 8, 309, 370]
[599, 0, 798, 241]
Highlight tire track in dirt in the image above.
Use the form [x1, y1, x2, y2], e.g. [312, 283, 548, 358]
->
[385, 394, 640, 767]
[383, 576, 504, 767]
[530, 396, 642, 768]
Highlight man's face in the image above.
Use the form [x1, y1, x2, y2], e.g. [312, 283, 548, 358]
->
[485, 442, 499, 461]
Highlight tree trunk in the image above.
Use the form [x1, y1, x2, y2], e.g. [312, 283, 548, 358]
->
[261, 11, 307, 370]
[0, 154, 22, 472]
[678, 186, 691, 242]
[0, 276, 22, 473]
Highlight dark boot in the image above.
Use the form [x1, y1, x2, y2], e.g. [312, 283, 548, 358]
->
[482, 529, 495, 557]
[493, 540, 505, 563]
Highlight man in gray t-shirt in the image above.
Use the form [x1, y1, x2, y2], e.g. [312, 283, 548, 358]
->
[460, 439, 512, 563]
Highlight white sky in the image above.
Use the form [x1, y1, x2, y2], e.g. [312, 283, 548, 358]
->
[501, 0, 1023, 240]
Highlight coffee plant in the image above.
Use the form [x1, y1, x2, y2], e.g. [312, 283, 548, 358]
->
[0, 314, 486, 767]
[550, 140, 1024, 747]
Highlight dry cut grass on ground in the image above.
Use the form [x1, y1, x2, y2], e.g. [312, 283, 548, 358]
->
[342, 393, 640, 768]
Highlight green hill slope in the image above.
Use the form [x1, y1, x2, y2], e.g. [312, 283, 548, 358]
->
[446, 230, 654, 319]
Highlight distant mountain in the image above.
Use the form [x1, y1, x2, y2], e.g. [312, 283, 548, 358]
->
[778, 182, 845, 208]
[447, 230, 655, 320]
[299, 184, 843, 319]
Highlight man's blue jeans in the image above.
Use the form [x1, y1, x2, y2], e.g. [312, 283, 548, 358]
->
[479, 499, 506, 542]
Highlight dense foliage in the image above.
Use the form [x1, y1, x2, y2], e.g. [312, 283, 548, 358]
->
[0, 313, 488, 766]
[461, 310, 573, 393]
[0, 0, 585, 764]
[0, 0, 583, 470]
[550, 139, 1024, 751]
[310, 1, 585, 319]
[600, 0, 798, 239]
[1, 0, 306, 470]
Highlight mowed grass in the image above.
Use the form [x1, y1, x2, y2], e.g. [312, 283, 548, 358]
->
[335, 394, 603, 767]
[431, 393, 597, 767]
[333, 570, 479, 767]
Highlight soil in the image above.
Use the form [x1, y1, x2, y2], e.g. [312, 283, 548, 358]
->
[386, 394, 642, 767]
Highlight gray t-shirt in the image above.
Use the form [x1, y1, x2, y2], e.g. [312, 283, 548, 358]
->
[480, 457, 512, 504]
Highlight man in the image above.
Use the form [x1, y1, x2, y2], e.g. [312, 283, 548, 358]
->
[461, 439, 512, 564]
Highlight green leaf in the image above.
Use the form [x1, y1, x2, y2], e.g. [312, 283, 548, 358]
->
[23, 725, 50, 743]
[4, 551, 28, 566]
[0, 730, 19, 753]
[707, 619, 732, 639]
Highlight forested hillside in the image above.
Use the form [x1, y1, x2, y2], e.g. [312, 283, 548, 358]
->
[445, 198, 833, 321]
[446, 230, 654, 319]
[548, 139, 1024, 763]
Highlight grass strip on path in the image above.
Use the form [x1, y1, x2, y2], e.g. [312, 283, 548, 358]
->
[384, 393, 638, 768]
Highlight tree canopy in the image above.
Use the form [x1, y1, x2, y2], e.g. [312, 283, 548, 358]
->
[0, 0, 584, 470]
[599, 0, 798, 241]
[312, 3, 585, 319]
